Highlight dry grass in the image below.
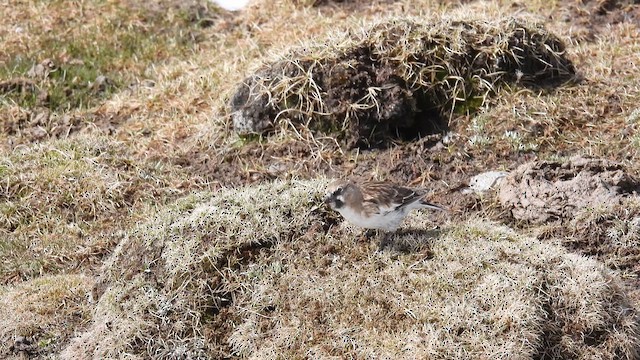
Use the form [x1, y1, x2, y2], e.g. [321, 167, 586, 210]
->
[539, 197, 640, 278]
[230, 15, 575, 148]
[0, 0, 222, 112]
[62, 179, 329, 358]
[0, 274, 93, 357]
[0, 135, 190, 283]
[0, 0, 639, 358]
[58, 179, 638, 358]
[466, 15, 640, 161]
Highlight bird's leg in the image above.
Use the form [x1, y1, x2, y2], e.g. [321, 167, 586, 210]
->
[360, 229, 377, 242]
[377, 231, 391, 251]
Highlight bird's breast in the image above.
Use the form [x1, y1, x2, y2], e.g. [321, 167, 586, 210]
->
[337, 206, 403, 231]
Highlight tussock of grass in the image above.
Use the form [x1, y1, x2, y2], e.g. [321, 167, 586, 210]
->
[230, 16, 575, 147]
[62, 179, 639, 358]
[63, 179, 328, 358]
[0, 274, 93, 357]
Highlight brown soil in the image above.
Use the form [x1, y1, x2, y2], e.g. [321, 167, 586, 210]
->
[561, 0, 640, 42]
[498, 156, 640, 224]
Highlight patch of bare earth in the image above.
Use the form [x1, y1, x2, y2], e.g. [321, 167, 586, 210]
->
[499, 157, 639, 224]
[557, 0, 640, 42]
[498, 156, 640, 282]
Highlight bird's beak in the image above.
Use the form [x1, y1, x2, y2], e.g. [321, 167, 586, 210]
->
[323, 195, 333, 205]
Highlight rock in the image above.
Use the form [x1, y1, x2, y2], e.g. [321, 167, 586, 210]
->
[465, 171, 508, 193]
[211, 0, 249, 11]
[27, 58, 56, 79]
[230, 81, 275, 135]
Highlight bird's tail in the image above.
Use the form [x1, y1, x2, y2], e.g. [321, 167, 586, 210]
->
[419, 199, 446, 211]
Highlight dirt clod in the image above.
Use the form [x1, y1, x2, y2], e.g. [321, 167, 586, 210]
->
[10, 336, 37, 354]
[499, 156, 640, 224]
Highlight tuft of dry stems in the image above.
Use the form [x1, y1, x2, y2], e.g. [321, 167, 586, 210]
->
[230, 16, 576, 146]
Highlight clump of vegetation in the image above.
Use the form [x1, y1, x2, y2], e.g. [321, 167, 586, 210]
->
[230, 17, 576, 147]
[62, 179, 330, 358]
[57, 180, 638, 358]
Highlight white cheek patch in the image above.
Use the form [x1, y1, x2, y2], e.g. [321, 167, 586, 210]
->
[336, 195, 345, 203]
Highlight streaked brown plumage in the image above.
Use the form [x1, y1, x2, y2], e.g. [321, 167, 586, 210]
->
[324, 179, 445, 231]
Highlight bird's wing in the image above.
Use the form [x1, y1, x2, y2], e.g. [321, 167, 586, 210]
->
[361, 181, 425, 215]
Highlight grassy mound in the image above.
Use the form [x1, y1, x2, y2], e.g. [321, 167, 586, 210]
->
[60, 179, 638, 358]
[230, 17, 576, 147]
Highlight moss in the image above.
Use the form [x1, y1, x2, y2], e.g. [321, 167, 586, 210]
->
[59, 180, 640, 358]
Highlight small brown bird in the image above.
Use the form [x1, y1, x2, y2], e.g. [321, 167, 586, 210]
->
[324, 179, 445, 232]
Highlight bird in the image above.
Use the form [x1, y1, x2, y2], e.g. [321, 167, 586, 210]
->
[324, 179, 446, 233]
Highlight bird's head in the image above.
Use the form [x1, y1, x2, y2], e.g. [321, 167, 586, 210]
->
[324, 180, 351, 210]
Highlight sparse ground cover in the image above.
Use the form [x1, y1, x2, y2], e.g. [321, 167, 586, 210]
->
[1, 0, 639, 358]
[0, 0, 221, 113]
